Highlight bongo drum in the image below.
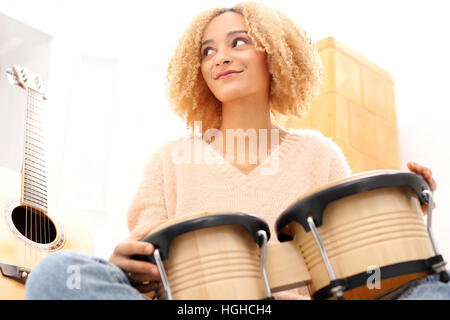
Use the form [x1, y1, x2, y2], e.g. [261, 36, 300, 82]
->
[134, 211, 273, 300]
[275, 170, 448, 300]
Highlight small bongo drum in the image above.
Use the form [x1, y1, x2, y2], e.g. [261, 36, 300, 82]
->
[134, 211, 273, 300]
[275, 170, 448, 300]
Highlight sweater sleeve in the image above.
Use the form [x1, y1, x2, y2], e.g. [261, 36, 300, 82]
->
[327, 139, 352, 183]
[127, 147, 168, 232]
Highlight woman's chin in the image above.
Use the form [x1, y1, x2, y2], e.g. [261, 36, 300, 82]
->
[215, 91, 253, 104]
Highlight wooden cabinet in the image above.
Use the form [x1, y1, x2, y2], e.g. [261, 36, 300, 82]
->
[287, 37, 399, 173]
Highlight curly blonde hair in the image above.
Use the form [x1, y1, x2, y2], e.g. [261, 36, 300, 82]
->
[165, 1, 322, 134]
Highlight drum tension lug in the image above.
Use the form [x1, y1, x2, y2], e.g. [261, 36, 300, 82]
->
[427, 255, 449, 283]
[433, 261, 449, 283]
[329, 279, 347, 300]
[0, 262, 31, 284]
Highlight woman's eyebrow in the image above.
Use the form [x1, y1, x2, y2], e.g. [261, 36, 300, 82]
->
[200, 30, 248, 49]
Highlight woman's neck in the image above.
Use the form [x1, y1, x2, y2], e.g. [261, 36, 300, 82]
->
[219, 94, 273, 133]
[206, 98, 287, 165]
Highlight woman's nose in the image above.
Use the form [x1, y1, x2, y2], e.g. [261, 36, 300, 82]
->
[216, 57, 233, 66]
[215, 47, 234, 66]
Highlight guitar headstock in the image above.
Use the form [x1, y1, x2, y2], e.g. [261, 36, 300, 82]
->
[6, 65, 45, 94]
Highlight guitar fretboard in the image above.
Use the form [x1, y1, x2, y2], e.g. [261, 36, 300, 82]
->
[22, 88, 47, 212]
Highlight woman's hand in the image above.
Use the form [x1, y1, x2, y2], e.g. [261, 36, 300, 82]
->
[407, 161, 437, 214]
[109, 224, 161, 293]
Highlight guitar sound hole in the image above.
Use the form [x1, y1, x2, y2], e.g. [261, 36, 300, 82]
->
[11, 206, 57, 244]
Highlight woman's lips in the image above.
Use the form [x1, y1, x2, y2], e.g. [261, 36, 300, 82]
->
[215, 70, 243, 80]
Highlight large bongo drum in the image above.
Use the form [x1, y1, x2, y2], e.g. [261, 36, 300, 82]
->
[133, 211, 273, 300]
[275, 170, 448, 300]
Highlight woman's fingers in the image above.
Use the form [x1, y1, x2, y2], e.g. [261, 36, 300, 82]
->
[126, 267, 161, 293]
[129, 272, 159, 283]
[407, 161, 437, 192]
[113, 240, 154, 257]
[109, 237, 162, 294]
[132, 280, 160, 293]
[407, 161, 437, 215]
[117, 256, 160, 277]
[109, 239, 160, 279]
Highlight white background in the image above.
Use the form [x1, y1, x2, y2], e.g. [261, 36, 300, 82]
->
[0, 0, 449, 261]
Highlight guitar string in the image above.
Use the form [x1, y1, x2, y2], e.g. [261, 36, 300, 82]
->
[44, 90, 50, 246]
[29, 87, 35, 265]
[25, 87, 31, 268]
[31, 90, 43, 247]
[29, 87, 34, 266]
[27, 88, 37, 266]
[35, 91, 42, 247]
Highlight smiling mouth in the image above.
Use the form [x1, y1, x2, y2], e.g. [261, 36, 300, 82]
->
[215, 70, 243, 80]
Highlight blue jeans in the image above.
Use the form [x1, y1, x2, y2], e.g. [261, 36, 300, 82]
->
[394, 271, 450, 300]
[25, 250, 450, 300]
[25, 250, 150, 300]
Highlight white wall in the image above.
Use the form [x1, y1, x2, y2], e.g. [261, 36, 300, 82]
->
[0, 0, 448, 263]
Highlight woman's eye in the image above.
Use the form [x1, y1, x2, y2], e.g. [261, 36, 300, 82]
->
[233, 38, 247, 47]
[203, 48, 213, 56]
[202, 38, 247, 57]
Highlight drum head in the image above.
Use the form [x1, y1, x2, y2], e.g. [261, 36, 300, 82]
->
[276, 170, 430, 241]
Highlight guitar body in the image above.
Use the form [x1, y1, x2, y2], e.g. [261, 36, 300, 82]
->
[0, 167, 93, 299]
[1, 65, 94, 299]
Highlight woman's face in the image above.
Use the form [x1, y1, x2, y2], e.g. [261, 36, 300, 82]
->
[200, 11, 270, 104]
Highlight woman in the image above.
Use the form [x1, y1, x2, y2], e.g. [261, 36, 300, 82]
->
[25, 2, 443, 300]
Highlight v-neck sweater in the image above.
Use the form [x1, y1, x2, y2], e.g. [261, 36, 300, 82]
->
[127, 128, 351, 240]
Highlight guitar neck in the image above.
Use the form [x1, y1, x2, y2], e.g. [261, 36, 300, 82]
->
[21, 87, 47, 212]
[6, 65, 48, 212]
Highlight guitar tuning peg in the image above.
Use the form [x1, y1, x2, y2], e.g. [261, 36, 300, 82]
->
[5, 68, 18, 85]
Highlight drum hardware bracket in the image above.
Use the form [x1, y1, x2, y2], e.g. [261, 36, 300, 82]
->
[330, 282, 346, 300]
[153, 248, 173, 300]
[257, 230, 273, 299]
[431, 260, 447, 272]
[426, 255, 449, 283]
[421, 190, 450, 283]
[433, 261, 449, 283]
[0, 262, 31, 284]
[307, 216, 346, 299]
[422, 190, 440, 256]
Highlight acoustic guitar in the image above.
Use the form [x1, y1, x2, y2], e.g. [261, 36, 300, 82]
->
[0, 65, 93, 299]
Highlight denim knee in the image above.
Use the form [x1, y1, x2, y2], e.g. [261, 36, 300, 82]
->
[25, 250, 93, 299]
[25, 250, 149, 300]
[396, 270, 450, 300]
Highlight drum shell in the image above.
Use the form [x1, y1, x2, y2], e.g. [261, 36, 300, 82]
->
[152, 217, 267, 300]
[290, 185, 435, 298]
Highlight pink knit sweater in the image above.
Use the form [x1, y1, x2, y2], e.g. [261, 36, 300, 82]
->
[127, 128, 351, 234]
[126, 128, 351, 299]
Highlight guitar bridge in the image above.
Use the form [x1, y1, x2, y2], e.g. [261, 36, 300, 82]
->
[0, 262, 31, 284]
